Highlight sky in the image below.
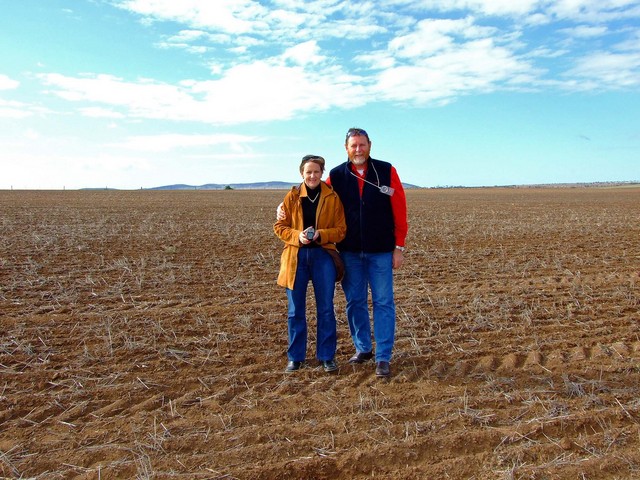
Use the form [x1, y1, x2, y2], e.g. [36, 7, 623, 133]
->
[1, 0, 640, 189]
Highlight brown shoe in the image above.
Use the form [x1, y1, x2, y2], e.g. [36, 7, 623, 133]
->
[348, 351, 373, 364]
[375, 361, 390, 377]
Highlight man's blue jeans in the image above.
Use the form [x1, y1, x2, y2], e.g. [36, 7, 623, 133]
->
[286, 248, 337, 362]
[341, 251, 395, 362]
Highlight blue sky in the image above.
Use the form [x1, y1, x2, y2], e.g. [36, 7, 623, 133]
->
[2, 0, 639, 189]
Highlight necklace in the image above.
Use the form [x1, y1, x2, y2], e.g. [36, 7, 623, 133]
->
[307, 192, 320, 203]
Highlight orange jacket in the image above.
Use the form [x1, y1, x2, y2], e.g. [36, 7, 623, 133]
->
[274, 181, 346, 289]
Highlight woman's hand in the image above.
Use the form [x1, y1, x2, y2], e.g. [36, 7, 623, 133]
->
[299, 227, 318, 245]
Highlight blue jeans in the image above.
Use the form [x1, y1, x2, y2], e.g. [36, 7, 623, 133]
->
[286, 248, 337, 362]
[341, 251, 395, 362]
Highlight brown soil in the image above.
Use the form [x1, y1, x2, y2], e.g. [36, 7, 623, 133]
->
[1, 187, 639, 479]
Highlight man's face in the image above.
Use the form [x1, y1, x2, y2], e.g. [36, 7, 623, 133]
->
[345, 134, 371, 167]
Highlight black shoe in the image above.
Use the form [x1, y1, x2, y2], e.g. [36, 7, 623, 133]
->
[349, 351, 373, 364]
[376, 361, 390, 378]
[321, 359, 338, 373]
[285, 361, 303, 373]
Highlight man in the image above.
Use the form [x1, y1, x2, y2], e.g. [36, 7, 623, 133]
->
[277, 127, 408, 377]
[329, 127, 407, 378]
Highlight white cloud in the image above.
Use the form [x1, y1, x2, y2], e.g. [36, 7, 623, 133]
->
[0, 74, 20, 90]
[403, 0, 640, 21]
[0, 108, 31, 119]
[40, 73, 203, 121]
[114, 133, 262, 152]
[373, 14, 537, 103]
[356, 51, 397, 70]
[614, 29, 640, 52]
[389, 19, 456, 57]
[282, 41, 325, 65]
[389, 17, 497, 58]
[264, 7, 307, 30]
[116, 0, 266, 33]
[158, 29, 232, 53]
[458, 0, 542, 16]
[548, 0, 640, 22]
[375, 36, 536, 103]
[568, 50, 640, 88]
[79, 107, 126, 119]
[0, 99, 31, 118]
[560, 25, 608, 38]
[188, 61, 363, 122]
[116, 0, 388, 44]
[396, 0, 542, 17]
[167, 29, 208, 42]
[38, 61, 363, 125]
[111, 0, 640, 48]
[3, 150, 154, 189]
[524, 12, 551, 25]
[27, 0, 640, 125]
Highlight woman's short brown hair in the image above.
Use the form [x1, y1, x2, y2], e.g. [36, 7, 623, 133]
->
[299, 154, 325, 174]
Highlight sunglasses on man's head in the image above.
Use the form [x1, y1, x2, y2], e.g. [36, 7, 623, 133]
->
[346, 128, 368, 138]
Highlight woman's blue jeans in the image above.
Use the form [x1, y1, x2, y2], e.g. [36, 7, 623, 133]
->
[286, 248, 337, 362]
[341, 251, 396, 362]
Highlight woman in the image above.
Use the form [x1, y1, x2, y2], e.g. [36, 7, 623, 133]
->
[274, 155, 346, 373]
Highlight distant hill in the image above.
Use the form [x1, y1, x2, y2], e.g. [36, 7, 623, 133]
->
[149, 181, 423, 190]
[149, 181, 296, 190]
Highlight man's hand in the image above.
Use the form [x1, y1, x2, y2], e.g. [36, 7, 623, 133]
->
[276, 202, 285, 221]
[392, 249, 404, 269]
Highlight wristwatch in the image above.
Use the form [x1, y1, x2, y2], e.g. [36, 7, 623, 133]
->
[395, 246, 405, 252]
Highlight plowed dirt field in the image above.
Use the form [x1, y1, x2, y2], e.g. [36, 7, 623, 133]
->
[1, 187, 639, 479]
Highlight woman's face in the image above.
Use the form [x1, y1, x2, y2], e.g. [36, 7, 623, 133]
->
[301, 161, 322, 189]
